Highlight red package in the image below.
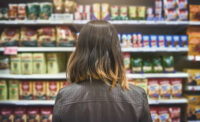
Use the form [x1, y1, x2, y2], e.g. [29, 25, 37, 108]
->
[159, 79, 171, 99]
[0, 108, 14, 122]
[150, 107, 159, 122]
[40, 107, 53, 122]
[158, 107, 171, 122]
[169, 107, 181, 122]
[27, 107, 40, 122]
[14, 107, 27, 122]
[171, 79, 182, 98]
[148, 79, 160, 99]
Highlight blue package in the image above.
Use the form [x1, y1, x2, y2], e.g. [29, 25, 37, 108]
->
[173, 35, 180, 47]
[150, 35, 158, 48]
[158, 35, 165, 48]
[127, 34, 132, 47]
[166, 35, 174, 47]
[180, 35, 188, 47]
[142, 35, 150, 48]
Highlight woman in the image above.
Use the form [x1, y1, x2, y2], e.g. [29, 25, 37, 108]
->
[53, 20, 152, 122]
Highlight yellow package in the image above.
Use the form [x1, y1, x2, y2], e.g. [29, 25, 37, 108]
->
[92, 3, 101, 20]
[188, 35, 200, 56]
[10, 54, 21, 74]
[186, 69, 200, 85]
[32, 53, 46, 74]
[8, 80, 19, 100]
[195, 105, 200, 120]
[33, 81, 46, 100]
[187, 104, 196, 120]
[0, 80, 7, 100]
[101, 3, 109, 20]
[47, 53, 60, 74]
[19, 81, 33, 100]
[21, 53, 32, 74]
[185, 95, 200, 105]
[135, 79, 147, 93]
[47, 81, 60, 100]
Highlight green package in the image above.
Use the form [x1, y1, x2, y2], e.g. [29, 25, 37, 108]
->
[0, 80, 7, 100]
[143, 58, 153, 73]
[131, 57, 143, 73]
[39, 2, 52, 20]
[120, 6, 128, 20]
[137, 6, 146, 20]
[27, 3, 39, 20]
[163, 56, 174, 73]
[153, 57, 163, 73]
[8, 80, 19, 100]
[129, 6, 137, 20]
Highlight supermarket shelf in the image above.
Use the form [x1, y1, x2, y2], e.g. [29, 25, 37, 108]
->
[126, 73, 188, 79]
[188, 56, 200, 61]
[149, 98, 188, 105]
[0, 47, 188, 53]
[0, 20, 200, 25]
[0, 99, 187, 106]
[188, 121, 200, 122]
[185, 86, 200, 91]
[0, 73, 188, 79]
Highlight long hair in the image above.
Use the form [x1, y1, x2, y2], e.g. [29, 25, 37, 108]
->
[67, 20, 129, 90]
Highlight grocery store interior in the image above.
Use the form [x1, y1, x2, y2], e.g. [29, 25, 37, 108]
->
[0, 0, 200, 121]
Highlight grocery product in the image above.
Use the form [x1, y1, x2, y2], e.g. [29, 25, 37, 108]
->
[38, 27, 56, 47]
[10, 54, 21, 74]
[0, 28, 19, 46]
[153, 57, 163, 73]
[173, 35, 180, 47]
[27, 3, 39, 20]
[158, 35, 165, 48]
[121, 34, 132, 47]
[137, 6, 146, 20]
[64, 0, 77, 13]
[0, 108, 14, 122]
[39, 2, 52, 20]
[123, 53, 131, 73]
[159, 79, 171, 99]
[19, 81, 33, 100]
[186, 69, 200, 85]
[8, 4, 17, 20]
[47, 81, 60, 100]
[134, 79, 148, 93]
[171, 78, 182, 98]
[150, 35, 158, 48]
[47, 53, 60, 74]
[120, 6, 128, 20]
[0, 80, 7, 100]
[0, 56, 9, 71]
[150, 107, 159, 122]
[33, 81, 46, 100]
[129, 6, 137, 20]
[40, 107, 53, 121]
[163, 56, 174, 73]
[17, 4, 26, 20]
[56, 26, 75, 47]
[74, 5, 83, 20]
[178, 0, 188, 10]
[131, 57, 143, 73]
[20, 27, 37, 47]
[83, 5, 91, 20]
[21, 53, 32, 75]
[0, 8, 8, 20]
[14, 107, 27, 122]
[110, 6, 119, 20]
[27, 108, 40, 121]
[190, 5, 200, 21]
[178, 9, 188, 21]
[32, 53, 46, 74]
[53, 0, 63, 13]
[8, 80, 19, 100]
[92, 3, 101, 20]
[146, 7, 154, 20]
[169, 107, 181, 122]
[142, 35, 150, 48]
[60, 81, 70, 88]
[148, 79, 160, 99]
[164, 0, 177, 9]
[158, 107, 171, 122]
[101, 3, 110, 20]
[143, 58, 153, 73]
[180, 35, 188, 48]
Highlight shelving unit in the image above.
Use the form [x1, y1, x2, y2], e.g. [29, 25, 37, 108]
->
[0, 99, 188, 106]
[0, 73, 188, 79]
[0, 47, 188, 53]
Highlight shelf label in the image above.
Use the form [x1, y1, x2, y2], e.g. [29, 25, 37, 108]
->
[4, 47, 18, 55]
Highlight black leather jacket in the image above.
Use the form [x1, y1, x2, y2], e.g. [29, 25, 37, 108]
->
[53, 80, 152, 122]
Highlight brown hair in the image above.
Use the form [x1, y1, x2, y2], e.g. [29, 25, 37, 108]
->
[67, 20, 129, 90]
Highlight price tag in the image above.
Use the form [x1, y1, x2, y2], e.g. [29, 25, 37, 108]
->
[4, 47, 18, 55]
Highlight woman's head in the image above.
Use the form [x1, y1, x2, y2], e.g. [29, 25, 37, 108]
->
[67, 20, 129, 89]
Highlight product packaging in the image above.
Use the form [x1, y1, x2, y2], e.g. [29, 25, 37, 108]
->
[17, 4, 26, 20]
[158, 35, 165, 48]
[9, 4, 17, 20]
[38, 27, 56, 47]
[189, 5, 200, 21]
[92, 3, 101, 20]
[143, 58, 153, 73]
[120, 6, 128, 20]
[0, 8, 8, 20]
[53, 0, 63, 13]
[39, 2, 53, 20]
[142, 35, 150, 48]
[14, 107, 27, 122]
[153, 57, 163, 73]
[110, 5, 119, 20]
[8, 80, 19, 100]
[150, 35, 158, 48]
[21, 53, 33, 75]
[20, 27, 38, 47]
[131, 57, 143, 73]
[0, 80, 7, 100]
[159, 79, 171, 99]
[171, 78, 182, 98]
[10, 54, 21, 74]
[163, 56, 174, 73]
[32, 53, 46, 74]
[40, 107, 53, 121]
[101, 3, 110, 20]
[27, 108, 40, 121]
[0, 108, 14, 122]
[148, 79, 160, 99]
[129, 6, 137, 20]
[1, 28, 19, 46]
[123, 53, 131, 73]
[137, 6, 146, 20]
[47, 81, 60, 100]
[27, 3, 39, 20]
[19, 81, 33, 100]
[33, 81, 46, 100]
[158, 107, 171, 122]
